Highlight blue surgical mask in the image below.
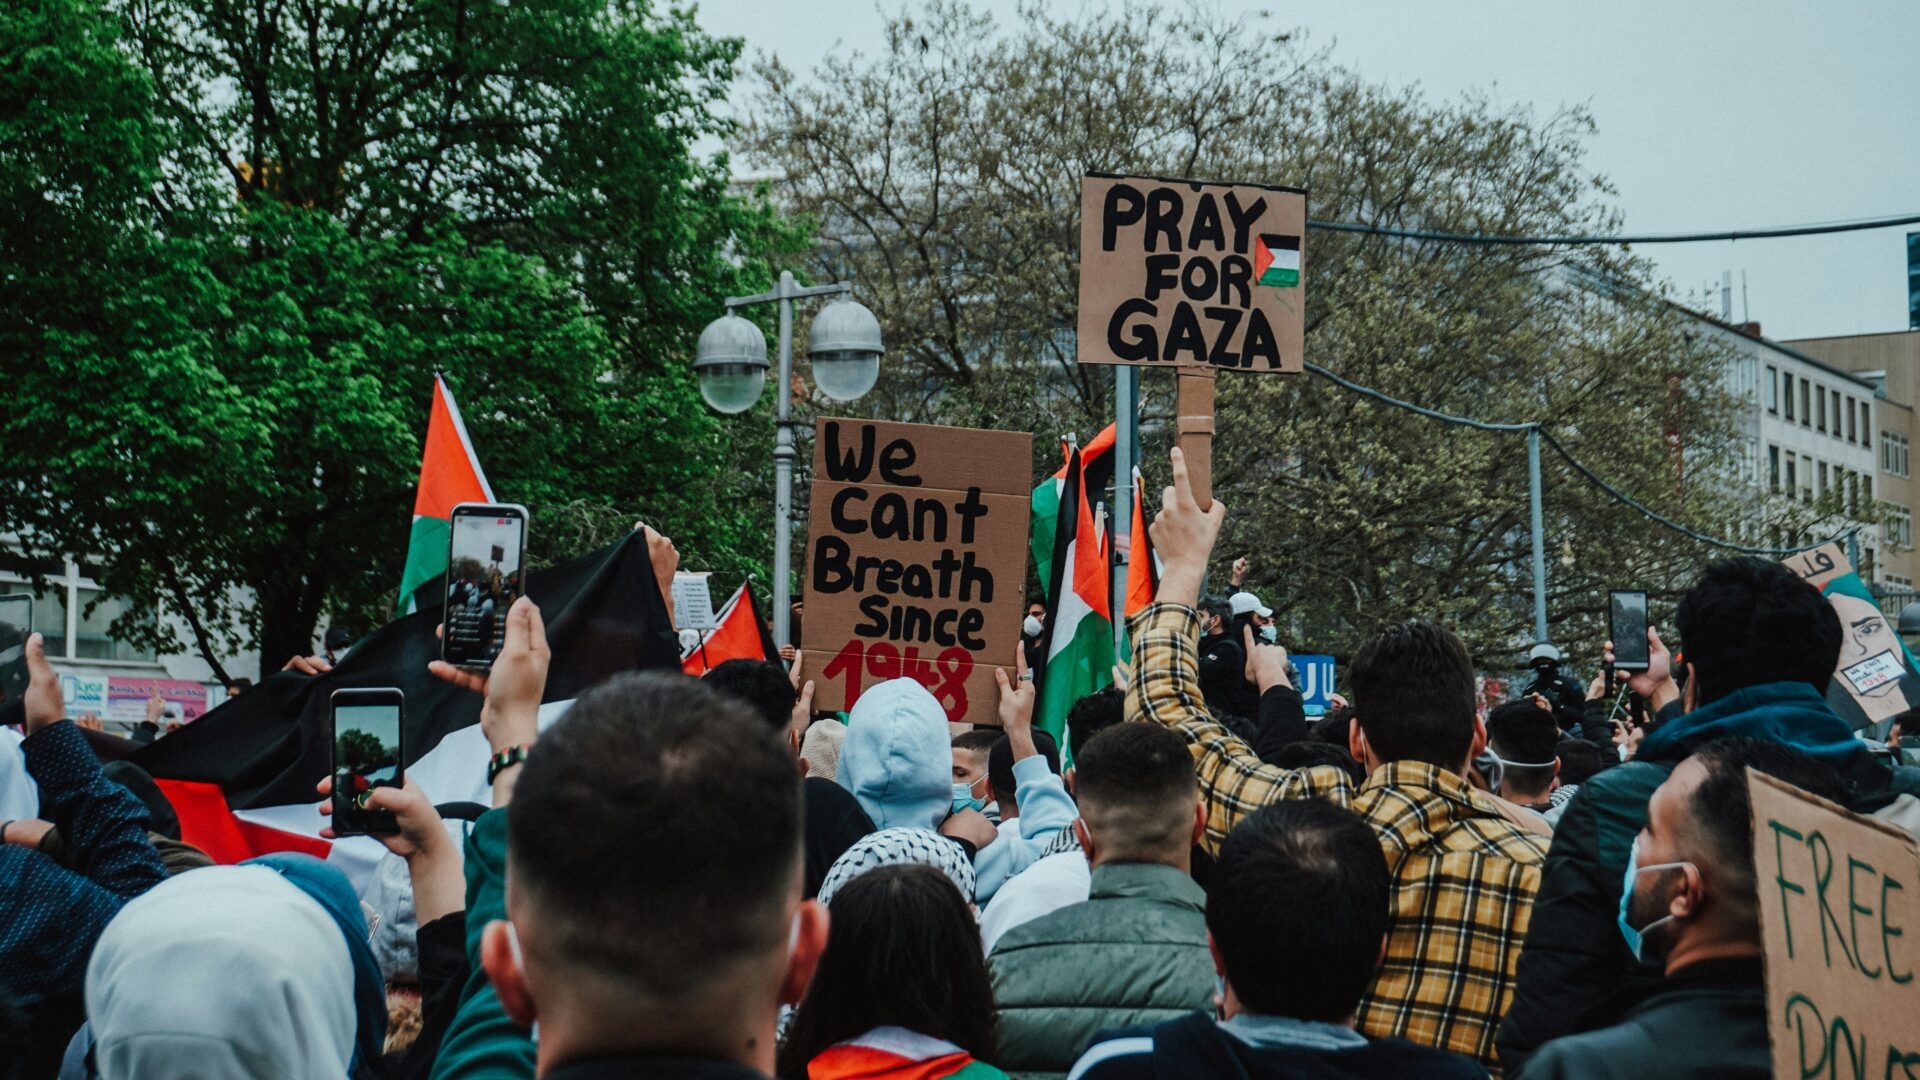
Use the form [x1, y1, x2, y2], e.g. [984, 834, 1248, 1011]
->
[1259, 624, 1278, 644]
[1616, 835, 1690, 964]
[952, 781, 986, 815]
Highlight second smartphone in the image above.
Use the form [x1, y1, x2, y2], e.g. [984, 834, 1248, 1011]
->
[331, 687, 404, 836]
[442, 503, 529, 671]
[1609, 589, 1650, 672]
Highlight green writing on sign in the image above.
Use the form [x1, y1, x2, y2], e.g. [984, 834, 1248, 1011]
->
[1781, 993, 1920, 1079]
[1766, 820, 1912, 983]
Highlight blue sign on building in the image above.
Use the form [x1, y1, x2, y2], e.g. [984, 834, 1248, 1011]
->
[1295, 654, 1336, 717]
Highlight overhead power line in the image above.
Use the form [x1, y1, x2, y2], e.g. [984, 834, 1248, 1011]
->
[1305, 211, 1920, 246]
[1298, 362, 1855, 556]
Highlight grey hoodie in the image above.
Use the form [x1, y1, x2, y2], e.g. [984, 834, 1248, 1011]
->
[835, 678, 953, 832]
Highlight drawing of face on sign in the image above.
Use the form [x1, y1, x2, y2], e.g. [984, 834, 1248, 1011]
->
[1828, 592, 1912, 702]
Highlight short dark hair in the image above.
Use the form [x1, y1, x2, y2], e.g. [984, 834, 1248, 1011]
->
[1312, 705, 1354, 749]
[1555, 735, 1608, 787]
[951, 730, 1000, 755]
[226, 677, 253, 693]
[1270, 740, 1365, 785]
[987, 729, 1060, 807]
[1199, 595, 1235, 624]
[1073, 723, 1196, 860]
[1347, 620, 1477, 770]
[776, 865, 996, 1080]
[1684, 737, 1846, 888]
[1675, 558, 1841, 706]
[1487, 700, 1560, 796]
[1208, 800, 1389, 1022]
[702, 659, 797, 732]
[509, 673, 802, 1000]
[1067, 686, 1126, 762]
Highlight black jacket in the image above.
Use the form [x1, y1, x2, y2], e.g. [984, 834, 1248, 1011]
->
[804, 777, 875, 899]
[1514, 957, 1768, 1079]
[1073, 1012, 1486, 1080]
[1198, 631, 1257, 722]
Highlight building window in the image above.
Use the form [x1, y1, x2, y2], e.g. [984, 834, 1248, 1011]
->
[1848, 398, 1859, 443]
[0, 557, 156, 663]
[1768, 445, 1780, 490]
[1889, 507, 1913, 551]
[1832, 393, 1842, 436]
[1800, 380, 1811, 426]
[1785, 377, 1796, 420]
[1786, 456, 1798, 495]
[1818, 461, 1829, 496]
[1884, 431, 1910, 478]
[1767, 367, 1779, 413]
[1817, 387, 1828, 433]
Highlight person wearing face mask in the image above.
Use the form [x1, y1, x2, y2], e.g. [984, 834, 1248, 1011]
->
[1197, 596, 1257, 722]
[1024, 599, 1047, 677]
[1519, 738, 1845, 1079]
[951, 731, 1000, 818]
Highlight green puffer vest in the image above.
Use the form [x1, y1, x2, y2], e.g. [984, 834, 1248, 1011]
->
[987, 862, 1215, 1079]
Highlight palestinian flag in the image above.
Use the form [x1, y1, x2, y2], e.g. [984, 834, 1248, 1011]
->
[1035, 444, 1116, 749]
[1255, 233, 1301, 287]
[1123, 466, 1160, 621]
[680, 583, 779, 677]
[132, 529, 678, 891]
[806, 1028, 1008, 1080]
[397, 374, 494, 615]
[1030, 422, 1115, 600]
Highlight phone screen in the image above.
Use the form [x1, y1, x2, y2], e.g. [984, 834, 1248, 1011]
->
[0, 595, 31, 706]
[443, 504, 528, 670]
[1610, 590, 1650, 671]
[332, 690, 403, 835]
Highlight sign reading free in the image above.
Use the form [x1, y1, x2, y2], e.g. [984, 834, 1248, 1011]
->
[1077, 173, 1306, 371]
[801, 418, 1032, 725]
[1749, 770, 1920, 1077]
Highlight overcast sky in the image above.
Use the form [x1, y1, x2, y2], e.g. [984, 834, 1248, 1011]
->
[695, 0, 1919, 342]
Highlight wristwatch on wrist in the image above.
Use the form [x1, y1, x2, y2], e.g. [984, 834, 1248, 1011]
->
[487, 744, 533, 785]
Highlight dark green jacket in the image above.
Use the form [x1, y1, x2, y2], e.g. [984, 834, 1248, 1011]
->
[988, 862, 1214, 1077]
[430, 808, 537, 1080]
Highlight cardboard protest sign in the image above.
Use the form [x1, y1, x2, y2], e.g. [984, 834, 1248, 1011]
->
[1077, 173, 1306, 373]
[1781, 543, 1920, 730]
[801, 418, 1032, 725]
[1748, 770, 1920, 1079]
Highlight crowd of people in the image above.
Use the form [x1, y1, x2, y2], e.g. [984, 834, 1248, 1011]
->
[5, 444, 1920, 1080]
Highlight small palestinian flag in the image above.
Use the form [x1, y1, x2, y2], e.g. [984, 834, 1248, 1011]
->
[1255, 233, 1301, 287]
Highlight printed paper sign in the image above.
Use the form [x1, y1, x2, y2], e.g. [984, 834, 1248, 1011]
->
[1748, 771, 1920, 1079]
[1077, 173, 1306, 372]
[1781, 543, 1920, 728]
[801, 418, 1032, 725]
[671, 572, 718, 632]
[1295, 654, 1336, 717]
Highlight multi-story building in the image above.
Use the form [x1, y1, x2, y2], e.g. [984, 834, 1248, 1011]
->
[1783, 330, 1920, 596]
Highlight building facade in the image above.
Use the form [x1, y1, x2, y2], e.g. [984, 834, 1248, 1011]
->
[1784, 330, 1920, 595]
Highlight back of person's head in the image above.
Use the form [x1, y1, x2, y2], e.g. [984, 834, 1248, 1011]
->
[951, 729, 1000, 757]
[86, 862, 375, 1079]
[1347, 620, 1477, 770]
[1208, 799, 1389, 1023]
[1555, 735, 1607, 787]
[1678, 738, 1846, 919]
[816, 827, 977, 907]
[703, 659, 797, 734]
[776, 864, 996, 1080]
[504, 672, 804, 1024]
[1067, 685, 1126, 763]
[1487, 700, 1559, 798]
[1312, 705, 1354, 748]
[836, 678, 953, 830]
[1072, 723, 1198, 864]
[1270, 740, 1365, 785]
[987, 729, 1061, 807]
[1675, 557, 1841, 705]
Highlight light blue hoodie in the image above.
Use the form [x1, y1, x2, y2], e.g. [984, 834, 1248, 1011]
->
[836, 678, 953, 831]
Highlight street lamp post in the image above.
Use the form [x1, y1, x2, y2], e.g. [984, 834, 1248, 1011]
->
[694, 270, 884, 648]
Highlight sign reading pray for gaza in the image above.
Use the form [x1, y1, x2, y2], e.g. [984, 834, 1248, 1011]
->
[1077, 174, 1306, 371]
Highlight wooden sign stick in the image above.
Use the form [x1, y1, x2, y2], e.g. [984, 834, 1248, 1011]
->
[1175, 365, 1217, 511]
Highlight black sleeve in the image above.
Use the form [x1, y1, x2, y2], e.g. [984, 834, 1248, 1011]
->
[1577, 699, 1614, 747]
[803, 778, 876, 898]
[1250, 685, 1310, 764]
[384, 911, 470, 1080]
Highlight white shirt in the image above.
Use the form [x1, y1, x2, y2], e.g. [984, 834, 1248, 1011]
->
[979, 850, 1091, 955]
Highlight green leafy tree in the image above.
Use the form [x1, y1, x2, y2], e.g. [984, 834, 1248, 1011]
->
[1, 0, 805, 674]
[739, 1, 1845, 660]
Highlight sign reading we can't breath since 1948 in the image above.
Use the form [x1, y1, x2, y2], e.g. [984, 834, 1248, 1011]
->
[801, 418, 1032, 725]
[1077, 173, 1306, 371]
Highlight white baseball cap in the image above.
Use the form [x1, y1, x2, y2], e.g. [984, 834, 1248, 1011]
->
[1229, 591, 1273, 618]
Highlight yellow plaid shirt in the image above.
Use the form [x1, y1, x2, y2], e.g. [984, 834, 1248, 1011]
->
[1125, 602, 1549, 1074]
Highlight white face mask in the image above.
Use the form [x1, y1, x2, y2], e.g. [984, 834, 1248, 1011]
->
[1023, 615, 1044, 638]
[1259, 624, 1278, 644]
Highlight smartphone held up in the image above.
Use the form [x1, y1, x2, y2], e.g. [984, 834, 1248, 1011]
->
[1609, 590, 1650, 672]
[331, 687, 404, 837]
[442, 503, 529, 672]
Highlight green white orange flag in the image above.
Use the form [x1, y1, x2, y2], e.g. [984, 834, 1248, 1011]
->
[396, 374, 494, 615]
[1036, 444, 1116, 748]
[1029, 422, 1116, 600]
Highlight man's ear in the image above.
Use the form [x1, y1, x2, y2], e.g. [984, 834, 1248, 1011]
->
[1190, 800, 1206, 847]
[1347, 721, 1372, 771]
[779, 900, 830, 1007]
[1073, 818, 1096, 865]
[1683, 663, 1698, 713]
[480, 920, 538, 1026]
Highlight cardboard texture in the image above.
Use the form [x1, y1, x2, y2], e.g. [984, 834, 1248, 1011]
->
[1077, 173, 1306, 373]
[802, 418, 1032, 725]
[1748, 770, 1920, 1078]
[1781, 543, 1920, 728]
